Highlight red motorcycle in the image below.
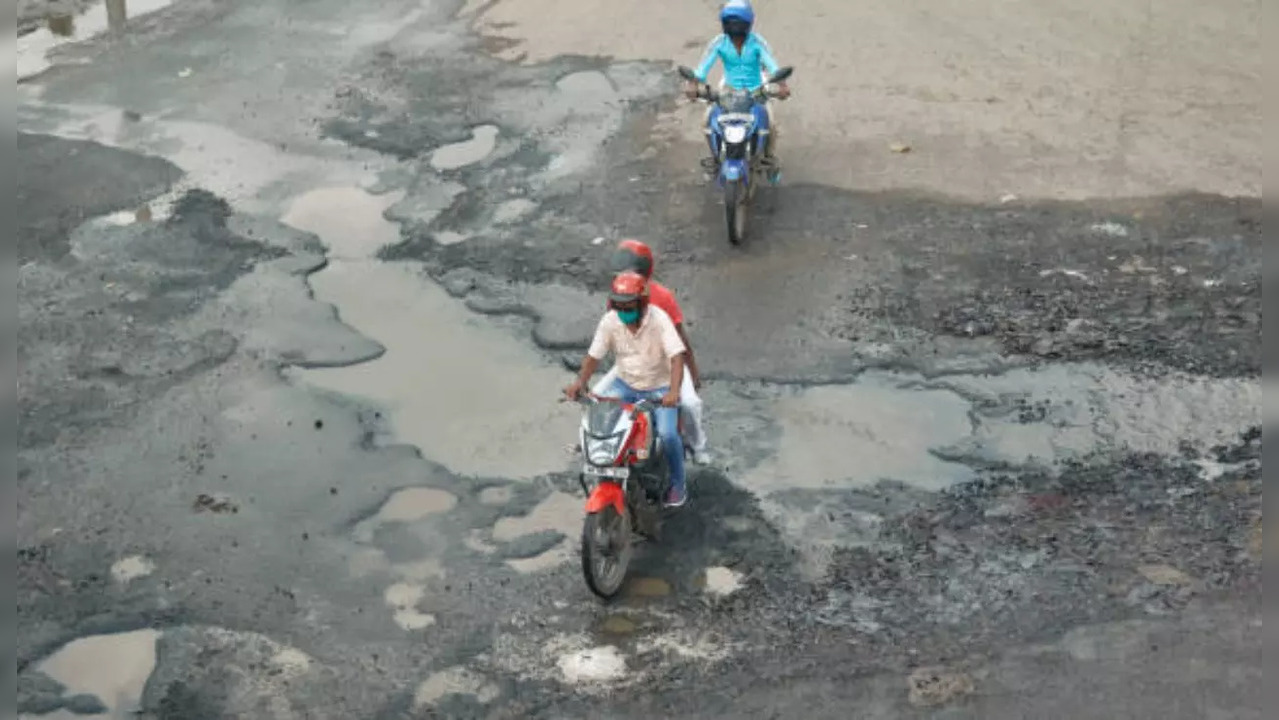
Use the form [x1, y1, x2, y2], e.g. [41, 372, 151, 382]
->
[571, 393, 679, 599]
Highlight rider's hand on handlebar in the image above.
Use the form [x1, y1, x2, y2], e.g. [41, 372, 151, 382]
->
[563, 380, 584, 401]
[683, 81, 699, 100]
[660, 389, 681, 408]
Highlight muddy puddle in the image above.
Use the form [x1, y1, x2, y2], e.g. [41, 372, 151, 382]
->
[702, 566, 744, 597]
[384, 582, 436, 630]
[933, 363, 1261, 459]
[370, 487, 458, 523]
[740, 376, 975, 496]
[25, 629, 161, 720]
[17, 0, 175, 81]
[744, 365, 1259, 497]
[430, 124, 499, 171]
[414, 666, 500, 710]
[742, 364, 1259, 575]
[279, 183, 579, 479]
[109, 555, 155, 583]
[290, 261, 579, 478]
[280, 187, 405, 259]
[21, 102, 389, 218]
[492, 491, 582, 572]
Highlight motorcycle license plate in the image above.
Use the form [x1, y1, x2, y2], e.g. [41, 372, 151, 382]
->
[583, 465, 630, 480]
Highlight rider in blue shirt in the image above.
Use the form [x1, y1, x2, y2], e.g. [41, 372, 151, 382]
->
[683, 1, 791, 181]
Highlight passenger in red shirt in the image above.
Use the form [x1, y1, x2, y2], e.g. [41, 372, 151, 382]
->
[591, 239, 711, 464]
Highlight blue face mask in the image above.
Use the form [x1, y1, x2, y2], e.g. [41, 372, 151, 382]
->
[616, 307, 641, 325]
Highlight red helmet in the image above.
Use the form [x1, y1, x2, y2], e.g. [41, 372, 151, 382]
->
[608, 270, 649, 307]
[610, 239, 654, 278]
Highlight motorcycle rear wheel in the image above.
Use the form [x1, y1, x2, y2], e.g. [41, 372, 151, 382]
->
[581, 505, 633, 599]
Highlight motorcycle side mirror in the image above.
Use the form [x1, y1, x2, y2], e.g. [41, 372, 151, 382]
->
[676, 65, 698, 81]
[768, 66, 794, 83]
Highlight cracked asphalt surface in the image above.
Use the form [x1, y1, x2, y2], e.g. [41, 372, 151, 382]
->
[15, 1, 1262, 718]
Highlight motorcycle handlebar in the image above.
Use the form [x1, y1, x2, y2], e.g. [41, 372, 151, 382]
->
[678, 65, 794, 103]
[690, 84, 787, 104]
[561, 392, 656, 412]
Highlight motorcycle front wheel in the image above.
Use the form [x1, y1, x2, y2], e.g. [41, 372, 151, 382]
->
[581, 505, 633, 599]
[724, 179, 747, 245]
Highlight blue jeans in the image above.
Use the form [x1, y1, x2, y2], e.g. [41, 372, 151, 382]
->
[598, 378, 685, 494]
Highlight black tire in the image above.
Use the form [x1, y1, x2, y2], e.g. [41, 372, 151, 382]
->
[580, 505, 633, 599]
[724, 180, 747, 245]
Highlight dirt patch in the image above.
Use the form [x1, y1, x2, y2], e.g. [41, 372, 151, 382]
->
[193, 493, 238, 514]
[907, 666, 975, 707]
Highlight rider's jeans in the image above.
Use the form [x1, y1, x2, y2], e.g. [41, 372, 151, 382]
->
[595, 377, 686, 494]
[593, 366, 706, 451]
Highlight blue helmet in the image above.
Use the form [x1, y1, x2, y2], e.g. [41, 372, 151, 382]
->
[720, 0, 754, 39]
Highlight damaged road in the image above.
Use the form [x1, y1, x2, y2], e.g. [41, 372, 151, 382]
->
[16, 1, 1262, 719]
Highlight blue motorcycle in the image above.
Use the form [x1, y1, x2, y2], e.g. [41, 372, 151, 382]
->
[678, 65, 794, 245]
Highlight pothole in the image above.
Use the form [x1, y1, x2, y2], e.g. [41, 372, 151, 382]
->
[492, 198, 538, 224]
[738, 373, 976, 496]
[934, 362, 1261, 459]
[30, 628, 161, 719]
[636, 631, 733, 662]
[597, 615, 639, 636]
[17, 0, 177, 81]
[491, 491, 581, 572]
[434, 230, 471, 246]
[744, 365, 1259, 494]
[371, 487, 458, 523]
[701, 566, 744, 597]
[738, 365, 1259, 575]
[289, 261, 580, 478]
[280, 183, 578, 479]
[430, 125, 499, 171]
[623, 576, 672, 599]
[384, 582, 436, 631]
[109, 555, 156, 584]
[556, 644, 627, 684]
[414, 666, 500, 710]
[478, 485, 514, 506]
[280, 186, 404, 259]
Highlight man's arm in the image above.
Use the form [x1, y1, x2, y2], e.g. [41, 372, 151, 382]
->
[566, 317, 611, 398]
[754, 34, 781, 76]
[574, 355, 600, 389]
[654, 308, 688, 406]
[693, 35, 723, 82]
[673, 323, 700, 388]
[664, 353, 687, 407]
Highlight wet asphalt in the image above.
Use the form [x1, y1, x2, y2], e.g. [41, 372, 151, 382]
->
[15, 1, 1262, 719]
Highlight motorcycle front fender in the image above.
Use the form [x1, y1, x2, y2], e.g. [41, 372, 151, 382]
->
[584, 480, 625, 516]
[721, 159, 748, 182]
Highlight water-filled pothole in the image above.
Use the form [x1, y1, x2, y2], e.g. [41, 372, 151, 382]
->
[17, 0, 177, 81]
[290, 261, 579, 479]
[735, 364, 1259, 576]
[280, 185, 579, 479]
[28, 628, 161, 720]
[430, 125, 499, 171]
[280, 186, 405, 260]
[491, 491, 581, 572]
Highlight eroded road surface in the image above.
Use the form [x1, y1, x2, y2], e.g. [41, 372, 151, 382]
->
[15, 1, 1263, 718]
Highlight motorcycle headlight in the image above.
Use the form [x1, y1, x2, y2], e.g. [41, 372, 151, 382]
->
[723, 124, 749, 144]
[586, 436, 623, 465]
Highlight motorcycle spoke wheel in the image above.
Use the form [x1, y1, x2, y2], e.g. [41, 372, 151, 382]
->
[581, 506, 632, 599]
